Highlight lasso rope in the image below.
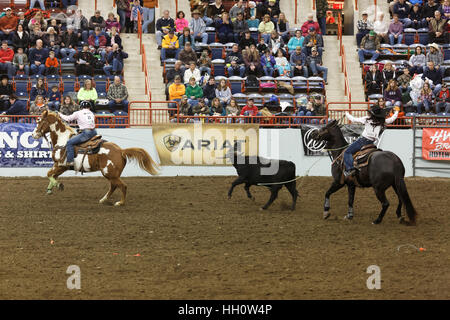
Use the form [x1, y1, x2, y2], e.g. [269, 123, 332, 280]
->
[257, 158, 323, 186]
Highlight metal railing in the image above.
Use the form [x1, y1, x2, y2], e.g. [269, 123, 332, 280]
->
[337, 13, 352, 106]
[0, 114, 130, 128]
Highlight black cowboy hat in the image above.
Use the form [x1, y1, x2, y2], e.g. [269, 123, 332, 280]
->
[369, 105, 387, 119]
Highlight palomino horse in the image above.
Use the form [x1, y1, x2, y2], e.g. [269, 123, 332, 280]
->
[311, 120, 417, 225]
[31, 110, 160, 206]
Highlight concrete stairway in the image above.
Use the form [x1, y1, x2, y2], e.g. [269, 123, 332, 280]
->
[322, 36, 347, 104]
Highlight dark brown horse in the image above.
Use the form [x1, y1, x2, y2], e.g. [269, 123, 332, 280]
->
[32, 110, 160, 206]
[312, 120, 417, 225]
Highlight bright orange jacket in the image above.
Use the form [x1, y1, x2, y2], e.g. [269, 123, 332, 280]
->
[45, 57, 59, 68]
[142, 0, 158, 8]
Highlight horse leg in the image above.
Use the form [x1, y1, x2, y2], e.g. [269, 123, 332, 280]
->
[46, 166, 67, 194]
[99, 180, 117, 204]
[373, 188, 390, 225]
[261, 186, 281, 210]
[244, 182, 254, 201]
[228, 176, 246, 199]
[112, 178, 127, 207]
[285, 181, 298, 211]
[344, 184, 356, 220]
[323, 181, 344, 219]
[392, 184, 405, 224]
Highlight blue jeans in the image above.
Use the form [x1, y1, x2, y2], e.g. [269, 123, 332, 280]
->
[228, 66, 245, 77]
[13, 64, 30, 76]
[415, 99, 432, 113]
[389, 34, 403, 45]
[358, 49, 380, 63]
[30, 0, 45, 9]
[103, 59, 123, 76]
[262, 34, 271, 44]
[194, 32, 209, 44]
[31, 63, 45, 76]
[62, 0, 77, 7]
[344, 137, 374, 171]
[117, 9, 127, 30]
[436, 102, 450, 114]
[48, 101, 60, 111]
[317, 16, 326, 35]
[263, 65, 274, 76]
[161, 48, 179, 61]
[0, 62, 15, 78]
[66, 129, 98, 163]
[399, 18, 412, 28]
[199, 66, 211, 75]
[309, 62, 328, 82]
[356, 30, 370, 47]
[203, 16, 213, 27]
[60, 48, 76, 61]
[108, 99, 129, 113]
[142, 7, 155, 33]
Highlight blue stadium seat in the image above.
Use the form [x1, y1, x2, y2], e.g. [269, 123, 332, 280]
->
[113, 110, 128, 128]
[403, 28, 416, 45]
[95, 111, 114, 127]
[228, 76, 244, 94]
[418, 28, 429, 45]
[292, 76, 308, 92]
[212, 59, 225, 77]
[209, 43, 224, 60]
[13, 77, 29, 95]
[232, 93, 248, 107]
[206, 27, 216, 44]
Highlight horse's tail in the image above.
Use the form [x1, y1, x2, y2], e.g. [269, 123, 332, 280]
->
[394, 176, 417, 225]
[122, 148, 160, 175]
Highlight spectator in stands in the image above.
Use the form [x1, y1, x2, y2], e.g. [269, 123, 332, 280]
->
[29, 0, 45, 10]
[382, 62, 397, 89]
[156, 10, 175, 49]
[166, 60, 184, 85]
[358, 31, 381, 63]
[306, 47, 328, 84]
[202, 77, 216, 105]
[189, 10, 208, 45]
[0, 75, 12, 111]
[107, 76, 129, 113]
[59, 95, 79, 116]
[257, 38, 268, 55]
[160, 29, 179, 64]
[414, 81, 434, 113]
[436, 82, 450, 114]
[422, 61, 443, 95]
[274, 48, 290, 77]
[442, 0, 450, 20]
[246, 1, 260, 29]
[373, 13, 389, 43]
[12, 47, 29, 76]
[397, 67, 412, 93]
[30, 78, 47, 101]
[44, 50, 59, 76]
[275, 13, 290, 43]
[316, 0, 328, 35]
[0, 40, 14, 78]
[211, 97, 226, 118]
[268, 30, 285, 55]
[12, 24, 30, 51]
[258, 14, 275, 44]
[186, 76, 203, 106]
[77, 79, 98, 104]
[365, 64, 383, 95]
[141, 0, 158, 34]
[207, 0, 225, 23]
[29, 95, 48, 115]
[215, 78, 232, 108]
[30, 25, 44, 45]
[384, 79, 402, 108]
[47, 85, 61, 111]
[178, 42, 197, 69]
[226, 98, 240, 121]
[0, 7, 18, 42]
[243, 44, 263, 77]
[49, 19, 62, 35]
[16, 12, 25, 29]
[175, 95, 193, 121]
[301, 13, 320, 37]
[89, 10, 106, 37]
[0, 94, 27, 116]
[409, 4, 425, 29]
[426, 43, 444, 76]
[104, 43, 128, 77]
[393, 0, 412, 28]
[28, 11, 47, 32]
[422, 0, 441, 26]
[168, 75, 185, 108]
[131, 0, 144, 33]
[67, 9, 89, 43]
[429, 10, 448, 44]
[230, 0, 246, 21]
[108, 26, 123, 49]
[261, 49, 276, 76]
[60, 25, 78, 61]
[408, 46, 426, 75]
[216, 12, 234, 44]
[290, 46, 308, 77]
[303, 27, 324, 56]
[198, 49, 211, 76]
[106, 13, 121, 34]
[389, 14, 404, 45]
[88, 27, 107, 56]
[240, 98, 261, 117]
[262, 0, 280, 21]
[116, 0, 131, 31]
[62, 0, 77, 8]
[175, 11, 189, 34]
[233, 12, 249, 43]
[239, 30, 257, 51]
[74, 44, 94, 76]
[43, 27, 61, 57]
[183, 61, 201, 84]
[287, 30, 304, 54]
[356, 12, 373, 47]
[192, 98, 211, 118]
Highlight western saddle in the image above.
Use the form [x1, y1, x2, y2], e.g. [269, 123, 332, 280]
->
[353, 144, 379, 170]
[74, 135, 105, 155]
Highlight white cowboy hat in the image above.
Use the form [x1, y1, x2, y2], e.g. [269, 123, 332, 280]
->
[429, 43, 440, 50]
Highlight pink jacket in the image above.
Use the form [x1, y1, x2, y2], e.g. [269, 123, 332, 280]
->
[175, 18, 189, 33]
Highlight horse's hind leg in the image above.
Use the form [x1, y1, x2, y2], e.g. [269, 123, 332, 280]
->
[373, 188, 390, 225]
[99, 180, 117, 204]
[392, 184, 405, 223]
[261, 186, 281, 210]
[244, 183, 254, 201]
[285, 182, 298, 211]
[112, 178, 127, 207]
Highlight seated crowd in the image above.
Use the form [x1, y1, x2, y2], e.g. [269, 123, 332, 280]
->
[356, 0, 449, 115]
[0, 6, 131, 120]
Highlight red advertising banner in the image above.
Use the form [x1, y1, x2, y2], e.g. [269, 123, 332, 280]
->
[422, 128, 450, 160]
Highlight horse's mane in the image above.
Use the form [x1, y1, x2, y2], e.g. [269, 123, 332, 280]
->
[46, 110, 77, 135]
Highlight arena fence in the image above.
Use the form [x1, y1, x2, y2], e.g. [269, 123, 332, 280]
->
[129, 101, 180, 126]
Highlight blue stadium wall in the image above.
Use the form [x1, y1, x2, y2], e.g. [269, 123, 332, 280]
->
[0, 128, 449, 177]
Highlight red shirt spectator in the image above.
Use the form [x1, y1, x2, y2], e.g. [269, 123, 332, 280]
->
[0, 8, 18, 34]
[301, 14, 321, 37]
[240, 100, 259, 115]
[0, 41, 14, 63]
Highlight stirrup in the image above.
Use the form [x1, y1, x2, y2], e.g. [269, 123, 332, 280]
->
[343, 169, 356, 177]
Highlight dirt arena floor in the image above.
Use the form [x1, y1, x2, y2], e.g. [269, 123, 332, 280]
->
[0, 176, 449, 300]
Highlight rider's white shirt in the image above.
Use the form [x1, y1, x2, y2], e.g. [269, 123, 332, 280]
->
[345, 111, 399, 142]
[60, 109, 96, 130]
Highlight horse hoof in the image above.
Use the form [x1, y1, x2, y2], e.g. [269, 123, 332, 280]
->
[372, 219, 381, 225]
[47, 190, 53, 195]
[323, 211, 331, 219]
[114, 201, 123, 207]
[228, 195, 232, 200]
[343, 215, 353, 221]
[260, 207, 267, 211]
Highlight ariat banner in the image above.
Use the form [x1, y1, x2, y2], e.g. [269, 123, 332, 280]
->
[152, 123, 259, 166]
[422, 128, 450, 161]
